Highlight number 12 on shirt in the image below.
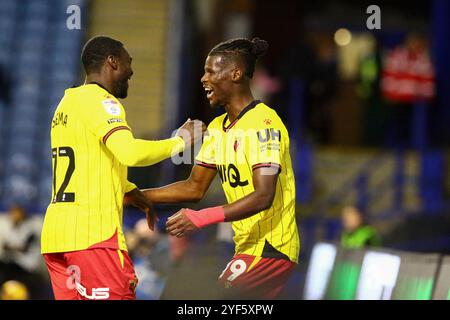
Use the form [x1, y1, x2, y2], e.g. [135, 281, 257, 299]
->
[52, 146, 76, 203]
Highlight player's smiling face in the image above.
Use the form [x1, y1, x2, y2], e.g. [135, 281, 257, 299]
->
[201, 55, 234, 108]
[115, 48, 133, 99]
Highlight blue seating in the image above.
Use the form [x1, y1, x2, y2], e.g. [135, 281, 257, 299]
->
[17, 34, 47, 49]
[0, 18, 15, 34]
[38, 178, 52, 208]
[0, 102, 5, 122]
[0, 0, 86, 208]
[4, 173, 38, 204]
[0, 2, 18, 26]
[4, 157, 35, 180]
[59, 0, 85, 7]
[0, 0, 18, 10]
[0, 17, 15, 63]
[24, 0, 52, 16]
[10, 95, 41, 114]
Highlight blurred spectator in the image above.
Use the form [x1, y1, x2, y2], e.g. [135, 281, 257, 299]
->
[0, 204, 46, 299]
[126, 219, 171, 300]
[340, 205, 381, 249]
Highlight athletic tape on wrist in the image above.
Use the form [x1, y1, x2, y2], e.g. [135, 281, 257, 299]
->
[184, 206, 225, 228]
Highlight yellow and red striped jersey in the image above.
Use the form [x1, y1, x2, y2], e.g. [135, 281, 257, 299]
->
[195, 101, 300, 263]
[41, 84, 136, 253]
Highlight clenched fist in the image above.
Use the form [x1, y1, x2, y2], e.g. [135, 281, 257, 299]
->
[176, 118, 206, 147]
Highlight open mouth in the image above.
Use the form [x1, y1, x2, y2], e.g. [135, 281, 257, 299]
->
[204, 86, 214, 99]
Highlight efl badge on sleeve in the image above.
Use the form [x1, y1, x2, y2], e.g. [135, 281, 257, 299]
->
[102, 99, 121, 116]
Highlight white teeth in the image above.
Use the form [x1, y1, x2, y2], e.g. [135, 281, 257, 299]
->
[204, 86, 213, 97]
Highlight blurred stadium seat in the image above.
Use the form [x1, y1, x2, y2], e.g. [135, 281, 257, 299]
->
[0, 0, 85, 208]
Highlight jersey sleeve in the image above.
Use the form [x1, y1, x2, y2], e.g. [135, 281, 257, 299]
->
[195, 122, 217, 169]
[79, 93, 131, 143]
[124, 180, 138, 193]
[247, 115, 285, 173]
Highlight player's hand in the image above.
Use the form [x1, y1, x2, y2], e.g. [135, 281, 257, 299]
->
[176, 118, 206, 147]
[166, 208, 199, 237]
[124, 188, 158, 231]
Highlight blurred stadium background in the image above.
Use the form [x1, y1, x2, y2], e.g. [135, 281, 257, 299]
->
[0, 0, 449, 300]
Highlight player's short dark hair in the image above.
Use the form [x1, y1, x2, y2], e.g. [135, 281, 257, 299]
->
[81, 36, 124, 74]
[208, 37, 268, 79]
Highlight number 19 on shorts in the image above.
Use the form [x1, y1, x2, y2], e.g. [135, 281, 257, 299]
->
[220, 259, 247, 282]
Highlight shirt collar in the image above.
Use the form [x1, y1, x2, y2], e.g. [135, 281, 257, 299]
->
[222, 100, 261, 132]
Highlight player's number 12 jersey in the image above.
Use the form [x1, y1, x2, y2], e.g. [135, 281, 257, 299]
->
[41, 84, 137, 254]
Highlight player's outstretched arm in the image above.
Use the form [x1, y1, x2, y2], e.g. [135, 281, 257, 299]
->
[142, 164, 217, 204]
[166, 167, 279, 237]
[105, 119, 206, 167]
[124, 188, 158, 231]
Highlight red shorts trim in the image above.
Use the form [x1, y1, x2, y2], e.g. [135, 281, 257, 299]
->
[218, 254, 296, 299]
[43, 248, 137, 300]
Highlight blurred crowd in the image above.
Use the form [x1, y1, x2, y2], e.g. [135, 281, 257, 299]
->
[125, 219, 171, 300]
[0, 204, 47, 299]
[0, 206, 197, 300]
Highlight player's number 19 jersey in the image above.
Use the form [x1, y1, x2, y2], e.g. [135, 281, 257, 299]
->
[195, 101, 300, 263]
[41, 84, 136, 254]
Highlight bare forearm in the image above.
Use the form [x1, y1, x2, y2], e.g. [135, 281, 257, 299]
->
[143, 165, 216, 205]
[165, 190, 274, 236]
[165, 169, 278, 235]
[221, 169, 278, 222]
[143, 180, 203, 204]
[223, 191, 274, 222]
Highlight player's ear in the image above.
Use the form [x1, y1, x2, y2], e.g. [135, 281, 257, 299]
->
[231, 68, 244, 82]
[106, 55, 119, 70]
